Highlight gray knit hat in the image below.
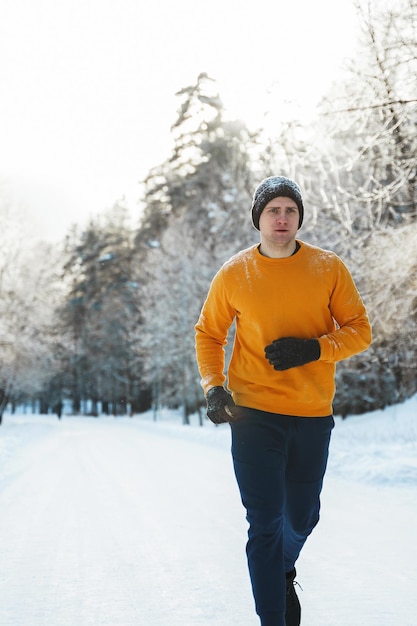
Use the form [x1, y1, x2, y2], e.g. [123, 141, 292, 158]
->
[251, 176, 304, 230]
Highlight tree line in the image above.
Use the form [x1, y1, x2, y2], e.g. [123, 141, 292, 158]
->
[1, 0, 416, 423]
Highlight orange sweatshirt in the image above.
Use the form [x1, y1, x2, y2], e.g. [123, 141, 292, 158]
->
[195, 242, 372, 417]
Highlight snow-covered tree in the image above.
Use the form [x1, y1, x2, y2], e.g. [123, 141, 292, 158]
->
[315, 0, 417, 233]
[135, 74, 258, 420]
[0, 197, 60, 421]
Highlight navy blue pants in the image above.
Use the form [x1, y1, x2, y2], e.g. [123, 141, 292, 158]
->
[230, 408, 334, 626]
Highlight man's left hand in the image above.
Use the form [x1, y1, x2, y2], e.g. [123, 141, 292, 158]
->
[265, 337, 320, 370]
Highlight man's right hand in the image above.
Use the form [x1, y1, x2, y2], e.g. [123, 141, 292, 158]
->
[206, 386, 237, 424]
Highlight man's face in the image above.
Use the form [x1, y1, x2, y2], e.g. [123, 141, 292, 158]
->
[258, 197, 300, 248]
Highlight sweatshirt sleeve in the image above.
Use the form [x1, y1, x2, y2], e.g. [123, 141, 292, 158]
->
[195, 269, 236, 395]
[318, 258, 372, 363]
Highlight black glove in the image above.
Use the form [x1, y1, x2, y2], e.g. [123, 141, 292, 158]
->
[206, 386, 237, 424]
[264, 337, 320, 371]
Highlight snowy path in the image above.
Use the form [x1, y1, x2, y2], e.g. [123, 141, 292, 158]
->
[0, 416, 255, 626]
[0, 412, 416, 625]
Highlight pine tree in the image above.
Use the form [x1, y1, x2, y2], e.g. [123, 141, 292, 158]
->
[136, 73, 258, 421]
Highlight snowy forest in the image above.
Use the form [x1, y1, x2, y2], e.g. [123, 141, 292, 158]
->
[1, 0, 416, 424]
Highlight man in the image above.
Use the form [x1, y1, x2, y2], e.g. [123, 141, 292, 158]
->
[194, 176, 372, 626]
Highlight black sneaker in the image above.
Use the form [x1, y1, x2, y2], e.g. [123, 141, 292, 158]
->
[285, 568, 301, 626]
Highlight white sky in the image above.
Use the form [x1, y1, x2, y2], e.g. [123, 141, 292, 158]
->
[0, 0, 358, 240]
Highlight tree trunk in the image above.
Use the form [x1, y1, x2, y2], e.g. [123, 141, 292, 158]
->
[0, 388, 8, 426]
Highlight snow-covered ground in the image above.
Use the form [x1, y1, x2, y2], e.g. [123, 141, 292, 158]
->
[0, 397, 416, 626]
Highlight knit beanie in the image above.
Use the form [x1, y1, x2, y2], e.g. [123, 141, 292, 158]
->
[251, 176, 304, 230]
